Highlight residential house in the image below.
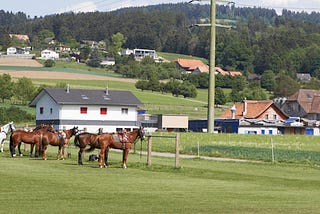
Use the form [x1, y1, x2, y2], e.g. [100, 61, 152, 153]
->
[29, 87, 143, 133]
[9, 34, 30, 43]
[133, 48, 157, 60]
[296, 73, 311, 83]
[7, 47, 17, 55]
[218, 99, 288, 134]
[214, 67, 242, 76]
[175, 58, 209, 74]
[280, 89, 320, 120]
[40, 49, 59, 59]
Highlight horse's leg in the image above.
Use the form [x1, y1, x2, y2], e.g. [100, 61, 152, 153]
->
[98, 148, 105, 168]
[78, 148, 84, 165]
[122, 148, 130, 169]
[42, 144, 48, 160]
[61, 143, 66, 160]
[0, 140, 4, 152]
[29, 144, 34, 157]
[34, 143, 39, 158]
[10, 143, 16, 157]
[17, 143, 23, 156]
[104, 147, 109, 167]
[57, 146, 61, 160]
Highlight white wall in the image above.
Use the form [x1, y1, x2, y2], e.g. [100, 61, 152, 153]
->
[238, 126, 279, 135]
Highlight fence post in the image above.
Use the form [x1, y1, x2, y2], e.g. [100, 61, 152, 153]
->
[271, 138, 275, 163]
[175, 133, 180, 168]
[147, 136, 152, 166]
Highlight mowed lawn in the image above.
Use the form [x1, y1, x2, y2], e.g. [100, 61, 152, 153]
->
[1, 146, 319, 214]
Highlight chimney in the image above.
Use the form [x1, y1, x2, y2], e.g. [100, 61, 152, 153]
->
[231, 105, 236, 119]
[66, 84, 70, 93]
[242, 98, 247, 116]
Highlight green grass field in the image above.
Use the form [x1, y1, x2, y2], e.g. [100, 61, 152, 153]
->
[1, 145, 319, 214]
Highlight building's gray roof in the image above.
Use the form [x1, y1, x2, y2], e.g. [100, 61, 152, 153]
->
[29, 88, 143, 107]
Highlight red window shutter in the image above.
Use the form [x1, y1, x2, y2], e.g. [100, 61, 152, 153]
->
[100, 108, 107, 115]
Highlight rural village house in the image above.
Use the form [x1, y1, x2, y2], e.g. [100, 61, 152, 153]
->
[280, 89, 320, 120]
[217, 99, 289, 134]
[29, 87, 143, 133]
[175, 58, 209, 74]
[40, 49, 59, 60]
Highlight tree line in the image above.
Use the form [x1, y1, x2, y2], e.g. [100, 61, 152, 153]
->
[1, 3, 320, 103]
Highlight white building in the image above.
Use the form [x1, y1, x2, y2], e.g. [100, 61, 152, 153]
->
[133, 48, 157, 60]
[40, 49, 59, 60]
[29, 88, 143, 133]
[7, 47, 17, 55]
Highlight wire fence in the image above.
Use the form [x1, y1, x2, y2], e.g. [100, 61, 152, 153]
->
[141, 132, 320, 165]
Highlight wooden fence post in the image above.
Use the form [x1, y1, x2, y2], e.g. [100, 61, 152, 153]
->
[147, 136, 152, 166]
[175, 133, 180, 168]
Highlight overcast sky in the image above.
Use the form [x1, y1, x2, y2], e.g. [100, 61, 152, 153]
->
[1, 0, 320, 18]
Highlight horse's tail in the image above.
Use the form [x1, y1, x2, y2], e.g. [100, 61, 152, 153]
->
[74, 134, 80, 147]
[9, 132, 14, 155]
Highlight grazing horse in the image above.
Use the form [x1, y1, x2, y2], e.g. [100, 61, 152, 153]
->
[0, 122, 16, 152]
[74, 132, 101, 165]
[98, 127, 145, 169]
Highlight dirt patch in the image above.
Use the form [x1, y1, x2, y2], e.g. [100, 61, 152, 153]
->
[0, 58, 42, 67]
[0, 58, 136, 83]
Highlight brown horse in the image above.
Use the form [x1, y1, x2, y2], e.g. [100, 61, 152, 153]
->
[9, 125, 55, 157]
[58, 126, 79, 160]
[97, 127, 145, 169]
[74, 132, 102, 165]
[41, 130, 67, 160]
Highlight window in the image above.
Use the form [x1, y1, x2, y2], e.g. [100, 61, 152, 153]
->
[80, 107, 87, 114]
[265, 114, 269, 120]
[50, 108, 53, 114]
[273, 114, 277, 120]
[40, 107, 44, 114]
[100, 108, 107, 115]
[121, 108, 128, 115]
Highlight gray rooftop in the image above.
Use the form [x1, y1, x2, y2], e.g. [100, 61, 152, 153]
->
[29, 88, 143, 107]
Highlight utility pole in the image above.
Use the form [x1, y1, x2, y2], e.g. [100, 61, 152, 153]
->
[188, 0, 234, 133]
[207, 0, 216, 133]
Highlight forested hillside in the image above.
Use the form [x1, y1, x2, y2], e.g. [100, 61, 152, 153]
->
[1, 3, 320, 81]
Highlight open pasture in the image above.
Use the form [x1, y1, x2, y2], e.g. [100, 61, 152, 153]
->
[1, 143, 320, 214]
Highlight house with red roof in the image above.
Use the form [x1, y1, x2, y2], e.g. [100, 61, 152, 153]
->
[175, 58, 209, 74]
[214, 67, 242, 76]
[219, 99, 287, 120]
[217, 99, 289, 134]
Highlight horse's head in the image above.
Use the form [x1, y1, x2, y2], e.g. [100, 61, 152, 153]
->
[137, 126, 145, 141]
[73, 126, 79, 135]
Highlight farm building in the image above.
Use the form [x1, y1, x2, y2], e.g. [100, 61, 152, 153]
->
[29, 87, 143, 133]
[139, 114, 189, 132]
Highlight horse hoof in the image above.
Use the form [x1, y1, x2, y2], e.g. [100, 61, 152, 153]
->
[12, 154, 16, 157]
[20, 154, 23, 157]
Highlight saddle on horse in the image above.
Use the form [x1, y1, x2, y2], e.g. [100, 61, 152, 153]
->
[117, 130, 128, 149]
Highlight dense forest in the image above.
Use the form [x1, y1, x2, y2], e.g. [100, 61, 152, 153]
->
[1, 3, 320, 98]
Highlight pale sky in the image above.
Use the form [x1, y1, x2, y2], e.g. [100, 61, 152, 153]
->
[1, 0, 320, 18]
